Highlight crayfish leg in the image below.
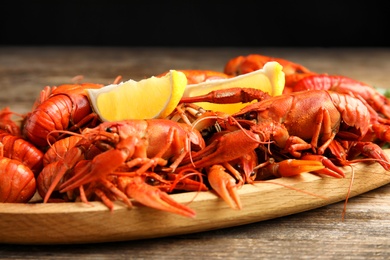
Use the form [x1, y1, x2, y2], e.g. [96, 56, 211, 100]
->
[92, 179, 133, 210]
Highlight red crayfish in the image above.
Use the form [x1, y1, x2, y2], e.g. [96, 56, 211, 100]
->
[38, 119, 206, 218]
[3, 54, 390, 219]
[22, 83, 104, 149]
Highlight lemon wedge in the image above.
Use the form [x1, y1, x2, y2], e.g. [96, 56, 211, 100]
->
[87, 70, 187, 121]
[182, 61, 285, 114]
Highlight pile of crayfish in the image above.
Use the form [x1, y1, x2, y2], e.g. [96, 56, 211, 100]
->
[2, 53, 390, 218]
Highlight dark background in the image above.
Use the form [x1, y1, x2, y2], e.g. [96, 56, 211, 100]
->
[1, 1, 389, 47]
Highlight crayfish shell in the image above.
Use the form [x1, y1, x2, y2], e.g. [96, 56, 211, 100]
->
[0, 157, 36, 203]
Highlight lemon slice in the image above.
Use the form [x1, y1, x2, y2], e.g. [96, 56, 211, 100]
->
[87, 70, 187, 121]
[182, 61, 285, 114]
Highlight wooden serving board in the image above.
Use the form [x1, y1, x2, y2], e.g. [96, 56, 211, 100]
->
[1, 150, 390, 245]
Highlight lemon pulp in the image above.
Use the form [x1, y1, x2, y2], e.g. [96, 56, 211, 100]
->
[87, 70, 187, 121]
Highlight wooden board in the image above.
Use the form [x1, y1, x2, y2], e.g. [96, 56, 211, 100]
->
[1, 151, 390, 245]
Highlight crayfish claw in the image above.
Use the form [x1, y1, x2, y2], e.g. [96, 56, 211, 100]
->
[207, 164, 242, 210]
[264, 159, 326, 178]
[124, 176, 196, 218]
[277, 159, 325, 177]
[301, 154, 345, 178]
[350, 141, 390, 171]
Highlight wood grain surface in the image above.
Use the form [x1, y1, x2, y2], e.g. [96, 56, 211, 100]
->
[1, 155, 389, 245]
[1, 47, 390, 259]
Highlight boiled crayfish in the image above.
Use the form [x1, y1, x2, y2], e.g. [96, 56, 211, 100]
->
[2, 54, 390, 219]
[0, 108, 43, 203]
[23, 83, 104, 149]
[38, 119, 206, 218]
[176, 89, 390, 208]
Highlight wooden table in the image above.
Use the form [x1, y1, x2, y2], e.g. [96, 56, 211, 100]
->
[1, 46, 390, 259]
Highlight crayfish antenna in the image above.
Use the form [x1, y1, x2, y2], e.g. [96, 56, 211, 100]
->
[254, 179, 328, 200]
[227, 115, 272, 146]
[46, 129, 84, 148]
[341, 165, 355, 221]
[112, 75, 122, 84]
[168, 168, 207, 194]
[71, 75, 84, 83]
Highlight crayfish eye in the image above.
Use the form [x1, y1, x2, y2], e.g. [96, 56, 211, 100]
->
[243, 112, 257, 120]
[145, 176, 160, 186]
[105, 127, 114, 133]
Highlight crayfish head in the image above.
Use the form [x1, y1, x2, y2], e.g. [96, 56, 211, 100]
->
[81, 123, 120, 143]
[191, 111, 229, 130]
[179, 123, 205, 151]
[250, 121, 289, 148]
